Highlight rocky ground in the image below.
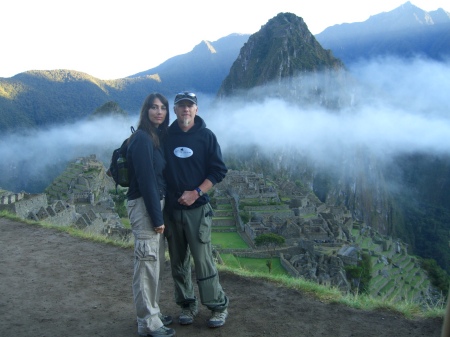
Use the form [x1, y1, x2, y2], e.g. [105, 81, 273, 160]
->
[0, 217, 444, 337]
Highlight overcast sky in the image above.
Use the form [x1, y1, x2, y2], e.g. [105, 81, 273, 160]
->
[1, 0, 448, 80]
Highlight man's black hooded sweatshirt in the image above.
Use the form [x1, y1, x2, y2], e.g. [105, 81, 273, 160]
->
[164, 115, 227, 210]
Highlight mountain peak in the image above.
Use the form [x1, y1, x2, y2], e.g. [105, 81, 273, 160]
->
[190, 40, 217, 54]
[367, 1, 449, 29]
[217, 12, 344, 100]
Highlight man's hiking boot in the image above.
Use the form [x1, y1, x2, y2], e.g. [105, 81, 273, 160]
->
[138, 325, 176, 337]
[159, 313, 173, 326]
[207, 309, 228, 328]
[178, 306, 198, 325]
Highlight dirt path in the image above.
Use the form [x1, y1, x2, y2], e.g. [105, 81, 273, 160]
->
[0, 217, 443, 337]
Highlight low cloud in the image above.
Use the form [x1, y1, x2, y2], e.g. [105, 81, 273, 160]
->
[206, 56, 450, 166]
[1, 56, 449, 192]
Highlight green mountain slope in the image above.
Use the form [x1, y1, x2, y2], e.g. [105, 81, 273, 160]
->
[0, 70, 164, 131]
[0, 34, 249, 132]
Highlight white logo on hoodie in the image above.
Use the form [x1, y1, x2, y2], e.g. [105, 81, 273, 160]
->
[174, 147, 193, 158]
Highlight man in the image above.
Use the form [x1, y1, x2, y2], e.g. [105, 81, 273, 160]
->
[164, 91, 229, 328]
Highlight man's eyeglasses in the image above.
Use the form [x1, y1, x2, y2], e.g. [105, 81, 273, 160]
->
[174, 92, 197, 105]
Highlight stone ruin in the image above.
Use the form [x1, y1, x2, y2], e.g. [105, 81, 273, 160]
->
[0, 155, 130, 242]
[212, 169, 425, 296]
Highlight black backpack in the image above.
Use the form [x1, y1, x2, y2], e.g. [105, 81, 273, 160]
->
[107, 126, 135, 191]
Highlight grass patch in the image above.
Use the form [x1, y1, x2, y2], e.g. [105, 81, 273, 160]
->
[221, 254, 288, 276]
[213, 216, 234, 220]
[121, 217, 131, 229]
[215, 204, 233, 210]
[220, 254, 241, 268]
[213, 226, 236, 230]
[212, 232, 249, 249]
[216, 264, 445, 319]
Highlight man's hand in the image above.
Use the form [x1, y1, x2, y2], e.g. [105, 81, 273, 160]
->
[177, 190, 199, 207]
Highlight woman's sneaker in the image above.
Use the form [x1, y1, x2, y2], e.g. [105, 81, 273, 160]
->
[138, 325, 176, 337]
[207, 309, 228, 328]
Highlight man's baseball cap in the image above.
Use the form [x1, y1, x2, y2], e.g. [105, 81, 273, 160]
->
[174, 92, 197, 105]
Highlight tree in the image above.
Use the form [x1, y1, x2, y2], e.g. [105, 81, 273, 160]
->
[344, 253, 372, 295]
[254, 233, 285, 273]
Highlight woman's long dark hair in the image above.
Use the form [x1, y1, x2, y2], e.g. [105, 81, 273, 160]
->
[134, 93, 169, 147]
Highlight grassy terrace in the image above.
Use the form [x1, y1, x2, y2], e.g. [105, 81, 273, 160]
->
[221, 255, 288, 276]
[213, 216, 234, 220]
[213, 226, 237, 230]
[214, 203, 233, 210]
[352, 222, 433, 303]
[211, 232, 249, 249]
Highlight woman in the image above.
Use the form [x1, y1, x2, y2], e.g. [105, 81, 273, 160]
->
[126, 93, 175, 337]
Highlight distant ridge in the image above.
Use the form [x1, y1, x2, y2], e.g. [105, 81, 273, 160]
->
[315, 1, 450, 65]
[129, 33, 250, 95]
